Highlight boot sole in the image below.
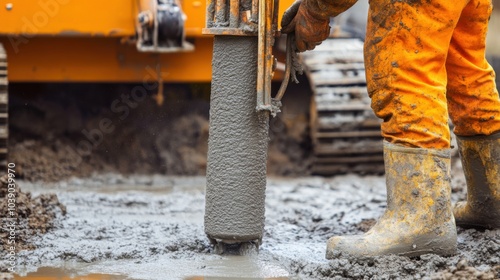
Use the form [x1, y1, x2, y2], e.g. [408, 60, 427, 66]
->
[326, 225, 458, 260]
[327, 246, 457, 261]
[398, 247, 457, 258]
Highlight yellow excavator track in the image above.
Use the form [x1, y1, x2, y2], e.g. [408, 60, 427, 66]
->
[303, 38, 384, 175]
[0, 44, 8, 172]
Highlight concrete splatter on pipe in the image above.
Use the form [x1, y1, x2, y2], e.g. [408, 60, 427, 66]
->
[205, 36, 269, 249]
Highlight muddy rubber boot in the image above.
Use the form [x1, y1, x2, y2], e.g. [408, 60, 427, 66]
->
[326, 142, 457, 259]
[454, 133, 500, 229]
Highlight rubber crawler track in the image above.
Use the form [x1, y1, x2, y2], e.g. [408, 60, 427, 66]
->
[303, 38, 384, 175]
[0, 44, 8, 172]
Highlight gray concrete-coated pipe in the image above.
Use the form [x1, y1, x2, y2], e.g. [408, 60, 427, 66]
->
[205, 36, 269, 244]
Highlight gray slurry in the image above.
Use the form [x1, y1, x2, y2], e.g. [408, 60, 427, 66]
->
[5, 171, 500, 279]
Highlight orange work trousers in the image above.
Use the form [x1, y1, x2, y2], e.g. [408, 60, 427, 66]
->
[365, 0, 500, 149]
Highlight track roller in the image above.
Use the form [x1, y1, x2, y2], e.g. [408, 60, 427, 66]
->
[303, 38, 384, 175]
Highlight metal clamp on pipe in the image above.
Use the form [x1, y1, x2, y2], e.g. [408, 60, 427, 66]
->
[255, 0, 276, 115]
[255, 0, 303, 117]
[203, 0, 259, 35]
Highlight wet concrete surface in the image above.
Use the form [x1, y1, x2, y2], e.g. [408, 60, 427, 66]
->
[3, 167, 500, 280]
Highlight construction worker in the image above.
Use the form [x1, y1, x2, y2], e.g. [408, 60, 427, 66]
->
[282, 0, 500, 258]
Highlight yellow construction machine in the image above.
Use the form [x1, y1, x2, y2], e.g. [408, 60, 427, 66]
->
[0, 0, 381, 175]
[0, 0, 282, 170]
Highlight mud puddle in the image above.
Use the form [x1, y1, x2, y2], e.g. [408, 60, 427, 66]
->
[69, 255, 290, 280]
[14, 267, 126, 279]
[13, 256, 290, 280]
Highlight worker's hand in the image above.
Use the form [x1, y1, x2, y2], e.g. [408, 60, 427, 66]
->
[281, 0, 330, 52]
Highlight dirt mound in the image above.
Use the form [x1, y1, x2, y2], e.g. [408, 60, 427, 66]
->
[0, 175, 66, 262]
[9, 85, 212, 182]
[10, 113, 210, 182]
[9, 83, 311, 182]
[10, 140, 97, 182]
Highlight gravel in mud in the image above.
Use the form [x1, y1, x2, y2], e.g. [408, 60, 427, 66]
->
[7, 167, 500, 280]
[0, 176, 66, 272]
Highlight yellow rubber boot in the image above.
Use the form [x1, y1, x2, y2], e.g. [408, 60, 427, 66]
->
[326, 142, 457, 259]
[454, 133, 500, 229]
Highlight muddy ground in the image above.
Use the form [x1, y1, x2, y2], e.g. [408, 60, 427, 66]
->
[4, 82, 500, 279]
[0, 165, 498, 279]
